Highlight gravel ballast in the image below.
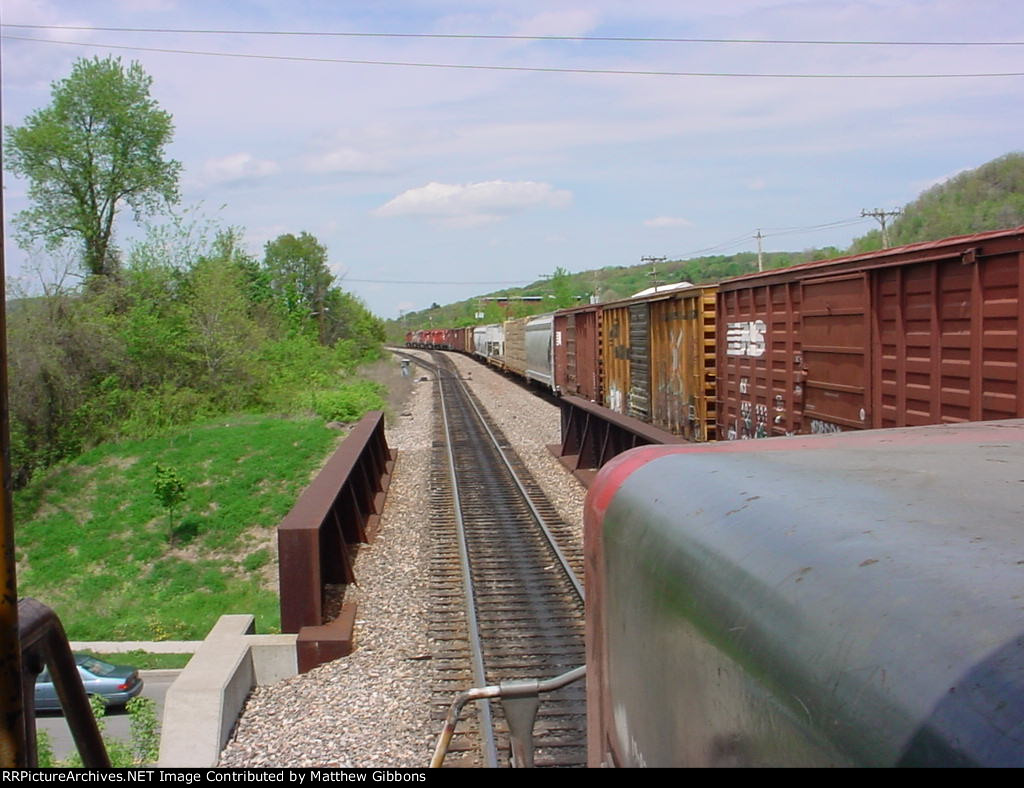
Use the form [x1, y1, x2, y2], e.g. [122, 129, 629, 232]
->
[218, 352, 587, 768]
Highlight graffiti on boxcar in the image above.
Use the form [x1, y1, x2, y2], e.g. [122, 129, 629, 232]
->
[755, 403, 768, 438]
[726, 320, 766, 357]
[810, 419, 843, 435]
[607, 383, 624, 414]
[729, 400, 770, 440]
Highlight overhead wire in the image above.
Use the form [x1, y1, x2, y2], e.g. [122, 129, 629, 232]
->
[3, 34, 1023, 78]
[669, 216, 873, 259]
[4, 23, 1024, 47]
[342, 277, 531, 285]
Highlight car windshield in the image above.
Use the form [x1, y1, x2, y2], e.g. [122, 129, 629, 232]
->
[76, 656, 117, 676]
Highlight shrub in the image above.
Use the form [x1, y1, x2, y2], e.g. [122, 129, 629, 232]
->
[311, 380, 386, 423]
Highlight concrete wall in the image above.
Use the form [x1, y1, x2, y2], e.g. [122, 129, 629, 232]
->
[158, 615, 297, 768]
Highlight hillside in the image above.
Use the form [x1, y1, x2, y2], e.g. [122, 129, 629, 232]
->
[388, 246, 840, 341]
[849, 152, 1024, 253]
[390, 151, 1024, 339]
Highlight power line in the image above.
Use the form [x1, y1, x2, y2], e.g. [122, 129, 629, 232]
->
[671, 216, 872, 260]
[344, 278, 536, 286]
[4, 35, 1024, 79]
[761, 217, 871, 238]
[4, 23, 1024, 47]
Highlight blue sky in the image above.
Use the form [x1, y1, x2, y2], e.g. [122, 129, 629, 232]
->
[3, 1, 1023, 317]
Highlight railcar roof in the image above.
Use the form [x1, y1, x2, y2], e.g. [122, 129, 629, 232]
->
[719, 224, 1024, 290]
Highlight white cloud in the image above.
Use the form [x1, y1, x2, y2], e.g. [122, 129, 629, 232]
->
[747, 178, 767, 191]
[196, 153, 279, 187]
[303, 147, 392, 174]
[375, 180, 572, 227]
[644, 216, 693, 228]
[513, 9, 600, 37]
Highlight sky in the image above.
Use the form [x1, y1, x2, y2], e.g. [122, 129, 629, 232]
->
[2, 1, 1023, 318]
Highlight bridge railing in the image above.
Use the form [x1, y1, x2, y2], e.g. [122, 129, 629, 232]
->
[277, 410, 395, 672]
[550, 395, 684, 487]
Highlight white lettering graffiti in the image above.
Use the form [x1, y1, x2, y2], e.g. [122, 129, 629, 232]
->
[809, 419, 843, 435]
[726, 320, 766, 357]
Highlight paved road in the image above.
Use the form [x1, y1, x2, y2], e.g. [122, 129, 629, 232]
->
[35, 670, 178, 765]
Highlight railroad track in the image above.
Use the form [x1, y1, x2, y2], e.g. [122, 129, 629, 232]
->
[403, 350, 587, 768]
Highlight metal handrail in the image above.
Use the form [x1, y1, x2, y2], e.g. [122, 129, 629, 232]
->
[18, 598, 110, 768]
[430, 665, 587, 768]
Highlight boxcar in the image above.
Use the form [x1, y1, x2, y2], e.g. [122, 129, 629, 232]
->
[504, 317, 529, 377]
[553, 304, 603, 404]
[716, 226, 1024, 440]
[597, 285, 718, 441]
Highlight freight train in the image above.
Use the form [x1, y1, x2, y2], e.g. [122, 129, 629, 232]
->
[410, 227, 1024, 767]
[407, 225, 1024, 442]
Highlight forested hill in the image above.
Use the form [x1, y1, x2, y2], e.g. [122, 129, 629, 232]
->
[849, 152, 1024, 253]
[392, 151, 1024, 337]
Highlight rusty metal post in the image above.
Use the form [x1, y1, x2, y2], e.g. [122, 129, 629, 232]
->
[0, 43, 28, 768]
[18, 600, 109, 768]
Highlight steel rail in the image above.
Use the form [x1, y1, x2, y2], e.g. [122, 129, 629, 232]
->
[435, 360, 500, 768]
[452, 368, 584, 603]
[402, 348, 586, 766]
[397, 348, 582, 600]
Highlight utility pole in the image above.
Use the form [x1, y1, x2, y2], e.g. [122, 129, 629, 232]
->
[755, 229, 765, 272]
[861, 208, 902, 248]
[642, 256, 667, 292]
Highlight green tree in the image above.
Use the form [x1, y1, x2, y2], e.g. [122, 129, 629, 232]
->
[188, 253, 266, 406]
[263, 232, 334, 338]
[549, 266, 576, 308]
[5, 56, 181, 277]
[153, 464, 186, 544]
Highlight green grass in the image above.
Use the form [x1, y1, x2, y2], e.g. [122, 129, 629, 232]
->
[78, 650, 193, 670]
[15, 414, 340, 640]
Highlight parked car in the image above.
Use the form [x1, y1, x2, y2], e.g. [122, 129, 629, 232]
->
[34, 654, 143, 712]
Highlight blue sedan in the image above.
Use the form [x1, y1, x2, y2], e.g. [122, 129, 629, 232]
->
[34, 654, 144, 712]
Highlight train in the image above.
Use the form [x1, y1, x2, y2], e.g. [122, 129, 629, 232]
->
[409, 228, 1024, 767]
[584, 417, 1024, 766]
[407, 225, 1024, 443]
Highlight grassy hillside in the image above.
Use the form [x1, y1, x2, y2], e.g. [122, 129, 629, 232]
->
[15, 415, 342, 640]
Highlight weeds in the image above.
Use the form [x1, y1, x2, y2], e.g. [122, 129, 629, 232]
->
[38, 694, 160, 767]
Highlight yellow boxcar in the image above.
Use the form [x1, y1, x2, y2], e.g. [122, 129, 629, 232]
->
[648, 285, 717, 441]
[599, 285, 717, 441]
[600, 301, 633, 418]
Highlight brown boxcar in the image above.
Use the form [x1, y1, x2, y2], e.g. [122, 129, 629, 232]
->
[452, 326, 471, 353]
[716, 226, 1024, 440]
[553, 304, 603, 403]
[598, 285, 718, 440]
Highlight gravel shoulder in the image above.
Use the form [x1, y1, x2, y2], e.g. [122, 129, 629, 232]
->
[218, 350, 586, 768]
